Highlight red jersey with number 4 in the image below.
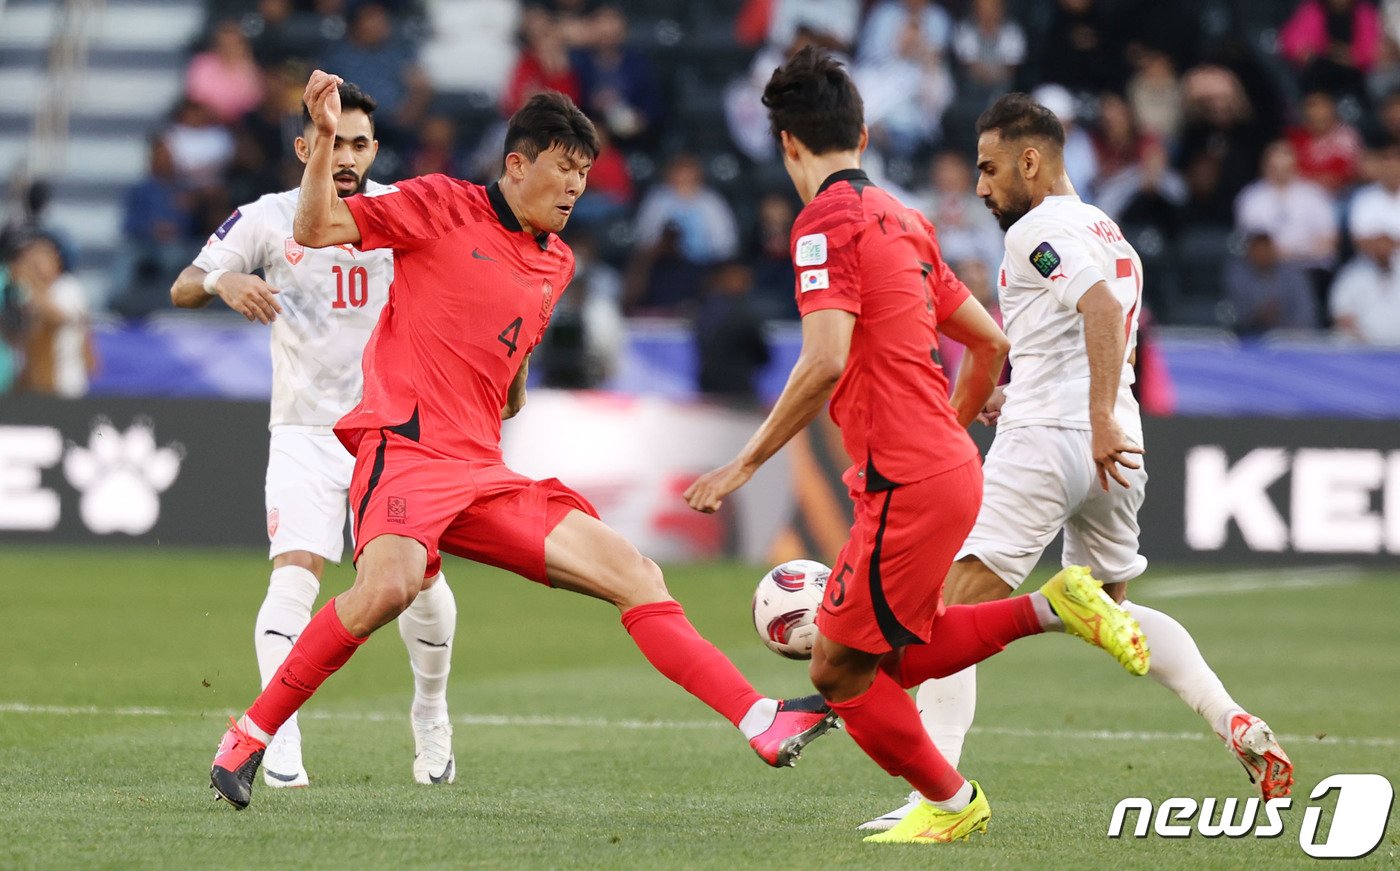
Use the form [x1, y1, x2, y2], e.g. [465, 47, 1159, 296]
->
[336, 174, 574, 459]
[792, 168, 977, 492]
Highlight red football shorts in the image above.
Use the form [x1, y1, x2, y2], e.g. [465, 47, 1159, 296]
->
[349, 430, 598, 582]
[817, 458, 983, 654]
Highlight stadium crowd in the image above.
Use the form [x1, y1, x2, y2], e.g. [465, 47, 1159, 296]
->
[2, 0, 1400, 399]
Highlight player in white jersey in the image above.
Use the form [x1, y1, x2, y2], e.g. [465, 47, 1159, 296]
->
[862, 93, 1293, 830]
[170, 82, 458, 788]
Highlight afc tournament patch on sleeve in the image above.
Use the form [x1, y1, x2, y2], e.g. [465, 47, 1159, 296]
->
[214, 209, 241, 240]
[1028, 241, 1061, 278]
[364, 184, 399, 198]
[794, 233, 828, 266]
[800, 268, 829, 292]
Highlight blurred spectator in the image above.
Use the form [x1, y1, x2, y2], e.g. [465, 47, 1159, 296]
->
[318, 2, 429, 139]
[695, 261, 772, 405]
[505, 7, 582, 116]
[913, 150, 1003, 274]
[624, 220, 701, 314]
[407, 115, 462, 178]
[1332, 137, 1400, 341]
[236, 61, 307, 193]
[1034, 84, 1098, 200]
[951, 0, 1026, 106]
[1175, 65, 1273, 225]
[242, 0, 303, 66]
[0, 255, 20, 394]
[1094, 97, 1189, 223]
[186, 20, 265, 123]
[1235, 141, 1339, 271]
[1038, 0, 1125, 94]
[163, 98, 236, 188]
[853, 0, 955, 156]
[570, 5, 662, 148]
[1223, 231, 1320, 334]
[633, 154, 738, 266]
[109, 138, 195, 319]
[538, 231, 624, 388]
[1329, 212, 1400, 343]
[1114, 138, 1187, 238]
[1287, 90, 1364, 193]
[747, 191, 800, 320]
[1280, 0, 1382, 100]
[762, 0, 862, 52]
[1126, 49, 1183, 144]
[10, 235, 95, 397]
[0, 179, 79, 272]
[1369, 86, 1400, 141]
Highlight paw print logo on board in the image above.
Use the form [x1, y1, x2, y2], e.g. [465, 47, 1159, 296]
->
[62, 418, 185, 535]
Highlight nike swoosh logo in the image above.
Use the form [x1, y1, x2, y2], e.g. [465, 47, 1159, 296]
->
[416, 637, 451, 648]
[429, 758, 454, 785]
[264, 768, 301, 782]
[471, 248, 496, 262]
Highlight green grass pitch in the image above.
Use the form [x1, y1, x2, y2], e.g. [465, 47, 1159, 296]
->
[0, 546, 1396, 869]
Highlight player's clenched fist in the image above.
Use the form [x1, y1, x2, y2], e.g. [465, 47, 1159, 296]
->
[213, 273, 283, 324]
[684, 459, 755, 514]
[303, 69, 344, 137]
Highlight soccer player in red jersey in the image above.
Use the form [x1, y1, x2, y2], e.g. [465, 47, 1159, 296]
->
[685, 48, 1149, 844]
[209, 71, 837, 810]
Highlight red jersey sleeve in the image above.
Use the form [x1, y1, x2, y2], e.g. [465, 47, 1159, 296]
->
[791, 196, 864, 318]
[344, 174, 470, 252]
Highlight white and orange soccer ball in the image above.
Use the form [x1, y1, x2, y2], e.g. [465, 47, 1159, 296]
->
[752, 559, 830, 659]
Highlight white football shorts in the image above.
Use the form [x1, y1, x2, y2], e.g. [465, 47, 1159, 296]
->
[957, 425, 1148, 588]
[265, 427, 355, 562]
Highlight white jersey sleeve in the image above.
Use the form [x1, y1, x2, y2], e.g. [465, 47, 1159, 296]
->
[1005, 219, 1106, 311]
[192, 201, 270, 275]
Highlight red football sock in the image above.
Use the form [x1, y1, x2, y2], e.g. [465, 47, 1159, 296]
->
[246, 599, 367, 735]
[892, 597, 1041, 688]
[621, 600, 763, 726]
[829, 671, 966, 801]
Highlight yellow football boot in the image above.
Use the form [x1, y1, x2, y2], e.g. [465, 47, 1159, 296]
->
[1038, 565, 1150, 676]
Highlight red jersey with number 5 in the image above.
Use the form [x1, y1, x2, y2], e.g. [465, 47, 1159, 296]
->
[791, 168, 977, 492]
[336, 174, 574, 459]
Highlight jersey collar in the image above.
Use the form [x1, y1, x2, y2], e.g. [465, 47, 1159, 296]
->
[817, 167, 870, 196]
[487, 181, 551, 250]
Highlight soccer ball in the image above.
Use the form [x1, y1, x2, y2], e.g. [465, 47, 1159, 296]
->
[752, 559, 830, 660]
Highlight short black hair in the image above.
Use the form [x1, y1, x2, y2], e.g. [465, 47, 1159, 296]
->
[976, 92, 1065, 148]
[504, 91, 600, 162]
[302, 81, 378, 132]
[761, 45, 863, 155]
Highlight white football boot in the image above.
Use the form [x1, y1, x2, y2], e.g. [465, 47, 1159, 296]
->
[262, 719, 309, 788]
[412, 716, 456, 785]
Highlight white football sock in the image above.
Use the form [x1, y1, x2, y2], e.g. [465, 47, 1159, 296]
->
[929, 779, 974, 813]
[738, 698, 779, 740]
[1029, 590, 1064, 631]
[399, 573, 456, 721]
[1121, 600, 1243, 738]
[254, 565, 319, 738]
[915, 665, 976, 771]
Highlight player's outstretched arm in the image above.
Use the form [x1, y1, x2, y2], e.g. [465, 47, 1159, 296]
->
[938, 296, 1009, 428]
[170, 265, 282, 324]
[293, 70, 362, 248]
[685, 309, 854, 513]
[1078, 281, 1143, 490]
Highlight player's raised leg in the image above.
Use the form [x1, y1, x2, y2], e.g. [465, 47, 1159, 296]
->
[543, 509, 838, 767]
[397, 570, 458, 784]
[211, 534, 431, 808]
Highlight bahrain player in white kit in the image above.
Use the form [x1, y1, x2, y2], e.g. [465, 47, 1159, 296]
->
[862, 93, 1293, 830]
[171, 82, 458, 788]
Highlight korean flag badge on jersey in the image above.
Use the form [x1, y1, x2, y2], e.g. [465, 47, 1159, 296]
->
[800, 268, 830, 292]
